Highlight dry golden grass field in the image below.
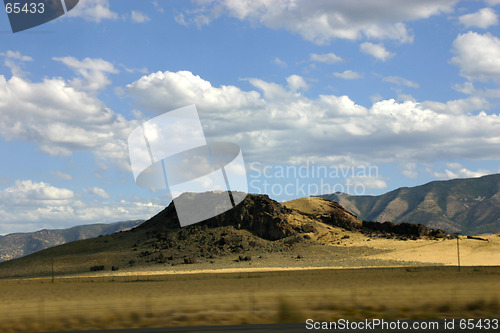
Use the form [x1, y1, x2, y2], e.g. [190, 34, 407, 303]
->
[0, 266, 499, 332]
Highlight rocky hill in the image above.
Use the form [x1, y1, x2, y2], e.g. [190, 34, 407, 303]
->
[321, 174, 500, 235]
[0, 220, 144, 262]
[0, 192, 452, 278]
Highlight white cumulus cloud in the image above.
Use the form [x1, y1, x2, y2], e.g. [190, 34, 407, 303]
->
[53, 56, 119, 91]
[51, 171, 73, 181]
[127, 70, 500, 167]
[130, 10, 150, 23]
[286, 74, 308, 92]
[459, 8, 498, 29]
[360, 42, 395, 61]
[333, 70, 363, 80]
[274, 57, 287, 68]
[433, 163, 491, 179]
[66, 0, 118, 22]
[3, 50, 32, 62]
[383, 75, 419, 88]
[310, 53, 343, 64]
[451, 31, 500, 82]
[176, 0, 457, 44]
[0, 57, 137, 170]
[84, 187, 110, 199]
[0, 180, 74, 205]
[421, 96, 489, 115]
[1, 50, 33, 77]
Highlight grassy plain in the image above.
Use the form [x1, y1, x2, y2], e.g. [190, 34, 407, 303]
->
[0, 266, 499, 332]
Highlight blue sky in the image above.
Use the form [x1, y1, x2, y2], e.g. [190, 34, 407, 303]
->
[1, 0, 500, 234]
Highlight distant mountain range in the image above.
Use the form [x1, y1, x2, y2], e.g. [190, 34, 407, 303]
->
[0, 220, 144, 262]
[320, 174, 500, 235]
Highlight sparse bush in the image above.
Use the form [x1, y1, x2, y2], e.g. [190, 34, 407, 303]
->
[466, 299, 487, 311]
[300, 223, 317, 233]
[284, 236, 302, 246]
[157, 253, 166, 263]
[184, 256, 196, 264]
[90, 265, 105, 272]
[436, 303, 451, 312]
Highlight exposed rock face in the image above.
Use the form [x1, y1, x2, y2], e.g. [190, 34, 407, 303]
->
[202, 194, 295, 240]
[138, 193, 296, 241]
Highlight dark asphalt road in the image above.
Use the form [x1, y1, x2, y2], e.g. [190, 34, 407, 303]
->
[45, 323, 306, 333]
[44, 319, 497, 333]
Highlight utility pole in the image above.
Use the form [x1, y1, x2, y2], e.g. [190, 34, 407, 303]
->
[454, 233, 461, 272]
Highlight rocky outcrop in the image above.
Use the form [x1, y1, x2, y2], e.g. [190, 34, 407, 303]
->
[138, 193, 296, 241]
[202, 194, 295, 240]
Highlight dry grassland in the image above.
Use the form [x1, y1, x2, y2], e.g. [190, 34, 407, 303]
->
[0, 266, 498, 332]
